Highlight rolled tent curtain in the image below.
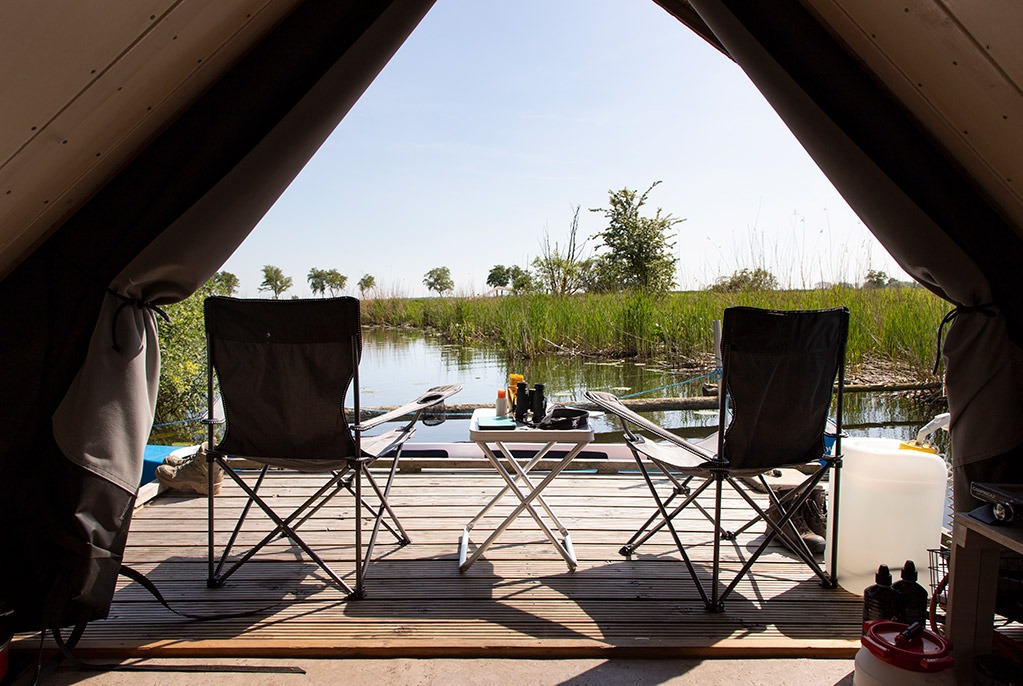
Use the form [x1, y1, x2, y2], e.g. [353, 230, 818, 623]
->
[677, 0, 1023, 508]
[0, 0, 436, 629]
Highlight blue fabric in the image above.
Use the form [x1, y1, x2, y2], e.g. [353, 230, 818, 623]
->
[141, 445, 177, 485]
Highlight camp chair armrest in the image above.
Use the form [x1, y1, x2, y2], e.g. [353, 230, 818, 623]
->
[355, 384, 462, 431]
[585, 390, 716, 458]
[628, 435, 716, 470]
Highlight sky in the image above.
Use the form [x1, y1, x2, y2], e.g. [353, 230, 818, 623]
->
[221, 0, 911, 298]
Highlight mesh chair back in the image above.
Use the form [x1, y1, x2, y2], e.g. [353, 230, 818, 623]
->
[719, 307, 848, 471]
[205, 296, 361, 462]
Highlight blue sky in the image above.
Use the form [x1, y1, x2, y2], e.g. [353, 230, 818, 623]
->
[221, 0, 909, 298]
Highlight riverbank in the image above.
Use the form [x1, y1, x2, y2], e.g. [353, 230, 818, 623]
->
[361, 288, 948, 378]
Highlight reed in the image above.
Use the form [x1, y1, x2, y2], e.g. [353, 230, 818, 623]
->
[360, 287, 949, 376]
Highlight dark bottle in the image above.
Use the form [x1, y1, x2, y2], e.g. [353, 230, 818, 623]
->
[892, 560, 929, 626]
[862, 564, 898, 630]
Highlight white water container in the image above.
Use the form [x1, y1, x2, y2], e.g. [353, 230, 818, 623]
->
[826, 437, 948, 595]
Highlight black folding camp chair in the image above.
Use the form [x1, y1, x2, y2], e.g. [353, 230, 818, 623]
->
[202, 296, 460, 599]
[586, 306, 848, 611]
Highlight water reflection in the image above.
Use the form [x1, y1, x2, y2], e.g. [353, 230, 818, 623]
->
[357, 328, 947, 447]
[152, 327, 948, 448]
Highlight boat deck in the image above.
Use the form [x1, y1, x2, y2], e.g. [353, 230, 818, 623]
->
[49, 467, 863, 658]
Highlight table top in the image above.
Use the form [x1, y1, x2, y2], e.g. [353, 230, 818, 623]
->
[959, 511, 1023, 554]
[469, 408, 595, 443]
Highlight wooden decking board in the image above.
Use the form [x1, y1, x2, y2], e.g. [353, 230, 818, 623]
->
[16, 469, 861, 658]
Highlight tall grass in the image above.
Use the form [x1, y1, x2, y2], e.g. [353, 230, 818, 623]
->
[360, 287, 949, 376]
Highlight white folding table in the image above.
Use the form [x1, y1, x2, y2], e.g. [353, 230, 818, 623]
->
[459, 408, 594, 572]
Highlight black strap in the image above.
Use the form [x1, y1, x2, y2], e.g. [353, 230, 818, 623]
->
[933, 302, 996, 374]
[118, 565, 280, 622]
[106, 289, 171, 353]
[11, 567, 305, 683]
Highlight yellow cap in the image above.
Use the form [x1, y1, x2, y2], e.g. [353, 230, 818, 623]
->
[898, 441, 938, 454]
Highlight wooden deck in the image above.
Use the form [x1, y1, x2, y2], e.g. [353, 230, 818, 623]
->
[58, 467, 863, 658]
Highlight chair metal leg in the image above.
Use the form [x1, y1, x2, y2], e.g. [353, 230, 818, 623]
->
[730, 475, 810, 543]
[353, 462, 365, 599]
[360, 454, 410, 583]
[709, 471, 724, 612]
[632, 455, 710, 607]
[211, 463, 358, 596]
[292, 467, 407, 545]
[720, 471, 833, 604]
[621, 476, 714, 556]
[621, 461, 692, 553]
[826, 458, 842, 588]
[359, 467, 411, 545]
[207, 453, 217, 589]
[214, 463, 269, 580]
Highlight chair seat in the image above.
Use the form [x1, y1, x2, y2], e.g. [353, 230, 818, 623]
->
[629, 438, 715, 471]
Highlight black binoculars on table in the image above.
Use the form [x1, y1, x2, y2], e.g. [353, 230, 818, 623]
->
[513, 382, 546, 424]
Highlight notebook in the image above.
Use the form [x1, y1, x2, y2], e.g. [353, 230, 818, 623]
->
[476, 416, 519, 431]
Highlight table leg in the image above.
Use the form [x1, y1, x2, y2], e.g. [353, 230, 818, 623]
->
[947, 522, 1003, 684]
[460, 442, 589, 571]
[496, 442, 572, 536]
[463, 442, 556, 533]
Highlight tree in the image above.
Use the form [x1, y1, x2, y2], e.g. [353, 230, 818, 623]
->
[307, 268, 327, 297]
[863, 269, 893, 289]
[508, 265, 533, 292]
[486, 265, 510, 289]
[423, 266, 454, 295]
[358, 273, 376, 297]
[155, 272, 239, 430]
[576, 256, 618, 293]
[259, 264, 292, 299]
[308, 268, 347, 297]
[708, 267, 779, 293]
[589, 181, 682, 294]
[322, 269, 347, 296]
[532, 206, 588, 295]
[208, 271, 239, 295]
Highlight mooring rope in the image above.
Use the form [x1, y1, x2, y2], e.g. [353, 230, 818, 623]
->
[615, 367, 721, 400]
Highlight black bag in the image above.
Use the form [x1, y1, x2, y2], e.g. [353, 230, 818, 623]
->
[536, 405, 589, 430]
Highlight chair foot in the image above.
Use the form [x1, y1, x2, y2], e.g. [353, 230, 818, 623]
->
[720, 530, 736, 541]
[398, 537, 412, 548]
[619, 545, 634, 557]
[820, 578, 838, 589]
[705, 600, 725, 613]
[347, 588, 367, 601]
[207, 577, 224, 589]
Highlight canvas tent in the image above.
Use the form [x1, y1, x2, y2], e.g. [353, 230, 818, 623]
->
[1, 0, 1021, 630]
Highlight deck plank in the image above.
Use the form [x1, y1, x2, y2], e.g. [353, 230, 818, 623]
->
[15, 469, 861, 658]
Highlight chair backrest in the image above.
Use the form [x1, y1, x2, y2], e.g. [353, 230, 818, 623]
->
[205, 296, 361, 461]
[719, 306, 848, 471]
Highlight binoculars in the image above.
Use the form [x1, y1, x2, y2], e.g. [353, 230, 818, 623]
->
[513, 381, 546, 424]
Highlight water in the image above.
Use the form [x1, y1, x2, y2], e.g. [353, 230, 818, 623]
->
[153, 327, 948, 448]
[357, 328, 948, 446]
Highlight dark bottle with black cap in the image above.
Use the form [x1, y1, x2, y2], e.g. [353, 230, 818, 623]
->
[892, 560, 929, 626]
[862, 564, 897, 630]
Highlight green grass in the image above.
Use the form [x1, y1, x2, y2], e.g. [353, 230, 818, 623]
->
[361, 287, 949, 376]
